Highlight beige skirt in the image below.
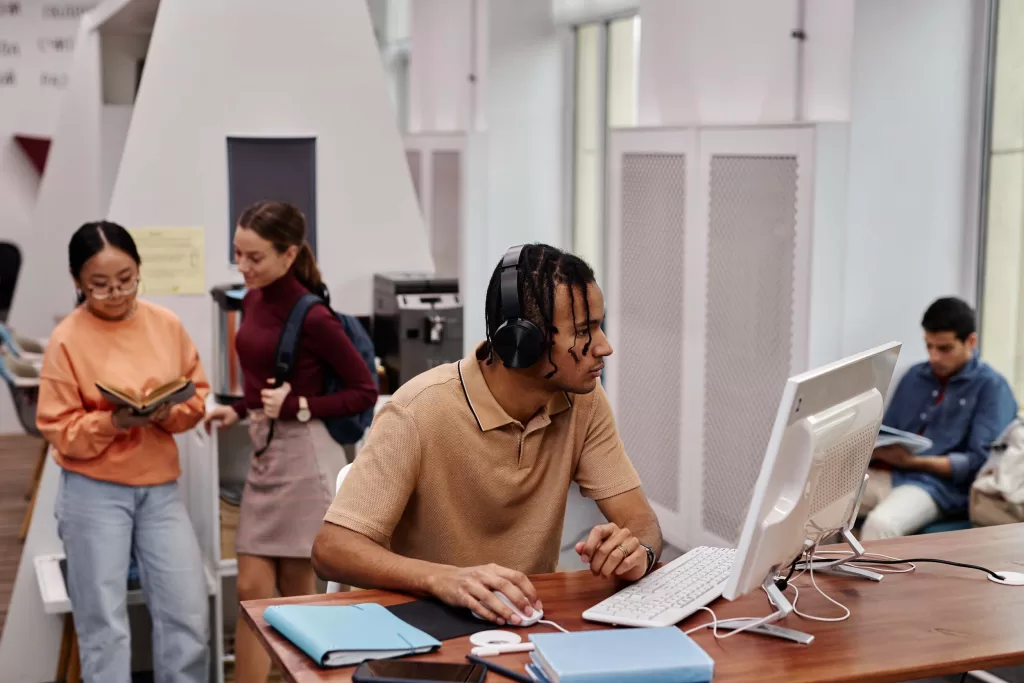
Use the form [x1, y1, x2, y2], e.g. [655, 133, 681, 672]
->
[236, 415, 351, 558]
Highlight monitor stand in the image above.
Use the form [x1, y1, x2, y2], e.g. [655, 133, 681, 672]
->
[711, 577, 814, 645]
[800, 528, 883, 582]
[795, 474, 883, 582]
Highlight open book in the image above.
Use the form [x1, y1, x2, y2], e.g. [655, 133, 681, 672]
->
[875, 424, 933, 454]
[96, 377, 196, 416]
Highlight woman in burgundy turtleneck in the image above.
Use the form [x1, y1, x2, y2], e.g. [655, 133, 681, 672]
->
[204, 201, 377, 683]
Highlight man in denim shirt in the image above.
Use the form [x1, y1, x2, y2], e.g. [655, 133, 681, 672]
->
[859, 298, 1017, 539]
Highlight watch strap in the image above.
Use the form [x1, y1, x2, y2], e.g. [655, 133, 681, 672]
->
[639, 541, 656, 576]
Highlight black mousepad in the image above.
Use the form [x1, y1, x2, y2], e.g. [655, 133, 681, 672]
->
[386, 599, 495, 642]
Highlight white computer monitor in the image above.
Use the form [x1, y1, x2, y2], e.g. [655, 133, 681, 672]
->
[714, 342, 901, 641]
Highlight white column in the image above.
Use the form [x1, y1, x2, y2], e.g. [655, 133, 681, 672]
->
[637, 0, 854, 125]
[408, 0, 487, 132]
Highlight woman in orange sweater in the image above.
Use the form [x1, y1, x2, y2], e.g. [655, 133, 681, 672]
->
[36, 222, 211, 683]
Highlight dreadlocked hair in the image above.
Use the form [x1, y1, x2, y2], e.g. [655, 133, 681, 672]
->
[484, 243, 597, 379]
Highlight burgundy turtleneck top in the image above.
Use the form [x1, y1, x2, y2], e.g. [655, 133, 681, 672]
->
[231, 273, 377, 421]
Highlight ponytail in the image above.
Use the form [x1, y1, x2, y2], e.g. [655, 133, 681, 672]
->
[293, 243, 328, 301]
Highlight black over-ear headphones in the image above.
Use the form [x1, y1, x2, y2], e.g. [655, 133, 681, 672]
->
[491, 244, 546, 368]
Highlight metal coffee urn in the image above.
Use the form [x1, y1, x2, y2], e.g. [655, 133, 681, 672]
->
[210, 283, 246, 404]
[373, 273, 462, 391]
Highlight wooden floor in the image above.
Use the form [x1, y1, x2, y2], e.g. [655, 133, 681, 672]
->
[0, 433, 41, 633]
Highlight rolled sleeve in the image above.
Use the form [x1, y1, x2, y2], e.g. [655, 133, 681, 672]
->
[323, 401, 421, 546]
[574, 383, 642, 500]
[946, 452, 973, 487]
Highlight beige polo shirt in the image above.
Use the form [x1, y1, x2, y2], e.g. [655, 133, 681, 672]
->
[324, 344, 642, 575]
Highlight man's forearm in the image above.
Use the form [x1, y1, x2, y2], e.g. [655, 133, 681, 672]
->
[311, 523, 451, 597]
[626, 512, 663, 560]
[908, 455, 954, 479]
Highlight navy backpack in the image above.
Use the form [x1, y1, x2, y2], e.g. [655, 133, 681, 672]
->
[255, 293, 377, 456]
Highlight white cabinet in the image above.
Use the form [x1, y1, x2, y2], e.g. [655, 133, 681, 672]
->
[604, 123, 850, 551]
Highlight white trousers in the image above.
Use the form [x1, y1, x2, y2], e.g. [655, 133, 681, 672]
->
[859, 469, 941, 540]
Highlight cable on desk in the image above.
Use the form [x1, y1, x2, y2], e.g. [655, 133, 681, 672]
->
[538, 619, 569, 633]
[683, 587, 782, 640]
[846, 557, 1002, 580]
[812, 550, 916, 574]
[684, 606, 782, 640]
[788, 545, 850, 623]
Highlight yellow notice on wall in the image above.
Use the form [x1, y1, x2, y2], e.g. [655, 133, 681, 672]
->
[127, 227, 206, 295]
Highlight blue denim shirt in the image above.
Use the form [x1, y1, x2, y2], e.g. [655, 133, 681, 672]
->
[884, 354, 1018, 513]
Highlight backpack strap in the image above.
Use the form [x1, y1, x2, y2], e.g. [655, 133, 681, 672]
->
[271, 293, 321, 387]
[254, 293, 321, 457]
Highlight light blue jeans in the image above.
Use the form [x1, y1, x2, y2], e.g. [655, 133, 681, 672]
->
[56, 470, 210, 683]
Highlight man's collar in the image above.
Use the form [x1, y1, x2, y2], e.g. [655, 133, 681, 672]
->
[458, 343, 572, 431]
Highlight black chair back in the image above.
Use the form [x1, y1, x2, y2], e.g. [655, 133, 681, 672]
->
[0, 242, 22, 324]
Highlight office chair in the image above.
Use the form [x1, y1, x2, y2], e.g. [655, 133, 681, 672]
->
[0, 241, 21, 324]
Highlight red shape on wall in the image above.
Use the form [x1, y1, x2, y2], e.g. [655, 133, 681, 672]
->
[13, 134, 52, 177]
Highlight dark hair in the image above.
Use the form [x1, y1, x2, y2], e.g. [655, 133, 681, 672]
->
[237, 200, 326, 299]
[484, 243, 596, 378]
[69, 221, 142, 304]
[922, 297, 976, 341]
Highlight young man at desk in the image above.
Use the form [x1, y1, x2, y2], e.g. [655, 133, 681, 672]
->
[312, 244, 663, 626]
[862, 297, 1017, 539]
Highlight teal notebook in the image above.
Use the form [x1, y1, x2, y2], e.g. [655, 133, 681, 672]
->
[262, 603, 441, 668]
[529, 628, 714, 683]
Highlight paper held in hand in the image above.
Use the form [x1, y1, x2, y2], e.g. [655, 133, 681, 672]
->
[96, 377, 196, 416]
[875, 424, 933, 454]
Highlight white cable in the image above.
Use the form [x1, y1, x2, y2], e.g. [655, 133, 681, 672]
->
[787, 545, 850, 623]
[811, 550, 916, 574]
[683, 589, 785, 640]
[538, 619, 569, 633]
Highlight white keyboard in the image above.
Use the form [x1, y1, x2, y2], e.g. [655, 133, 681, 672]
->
[582, 546, 737, 628]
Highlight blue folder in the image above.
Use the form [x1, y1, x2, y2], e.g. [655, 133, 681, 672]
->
[529, 627, 714, 683]
[262, 602, 441, 668]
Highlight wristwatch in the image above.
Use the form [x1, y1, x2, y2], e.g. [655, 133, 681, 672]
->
[638, 541, 657, 576]
[297, 397, 311, 423]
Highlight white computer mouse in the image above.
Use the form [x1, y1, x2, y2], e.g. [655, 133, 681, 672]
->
[471, 591, 544, 627]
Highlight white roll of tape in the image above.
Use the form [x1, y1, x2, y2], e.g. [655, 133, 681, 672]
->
[469, 630, 522, 647]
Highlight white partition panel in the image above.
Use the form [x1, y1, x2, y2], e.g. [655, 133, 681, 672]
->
[607, 124, 834, 551]
[691, 126, 814, 548]
[404, 133, 467, 280]
[605, 128, 697, 548]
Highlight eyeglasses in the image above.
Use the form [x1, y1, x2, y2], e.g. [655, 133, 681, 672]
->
[87, 276, 140, 300]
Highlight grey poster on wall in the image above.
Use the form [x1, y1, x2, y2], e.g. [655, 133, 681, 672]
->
[226, 136, 318, 262]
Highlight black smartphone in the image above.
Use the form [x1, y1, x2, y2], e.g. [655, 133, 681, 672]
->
[352, 660, 486, 683]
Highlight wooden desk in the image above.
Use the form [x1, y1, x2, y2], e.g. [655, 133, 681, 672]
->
[242, 525, 1024, 683]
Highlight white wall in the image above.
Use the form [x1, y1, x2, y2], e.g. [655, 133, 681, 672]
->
[8, 20, 104, 343]
[481, 0, 564, 256]
[457, 0, 567, 354]
[637, 0, 855, 126]
[408, 0, 481, 133]
[105, 0, 432, 389]
[0, 2, 100, 433]
[840, 0, 984, 372]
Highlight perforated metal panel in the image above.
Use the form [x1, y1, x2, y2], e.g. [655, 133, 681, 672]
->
[617, 153, 686, 513]
[406, 149, 422, 204]
[430, 150, 461, 279]
[701, 155, 799, 542]
[809, 420, 881, 518]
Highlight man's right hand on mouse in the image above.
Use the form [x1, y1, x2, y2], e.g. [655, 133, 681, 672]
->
[426, 563, 542, 626]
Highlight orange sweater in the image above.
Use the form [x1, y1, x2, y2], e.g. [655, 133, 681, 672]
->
[36, 301, 209, 486]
